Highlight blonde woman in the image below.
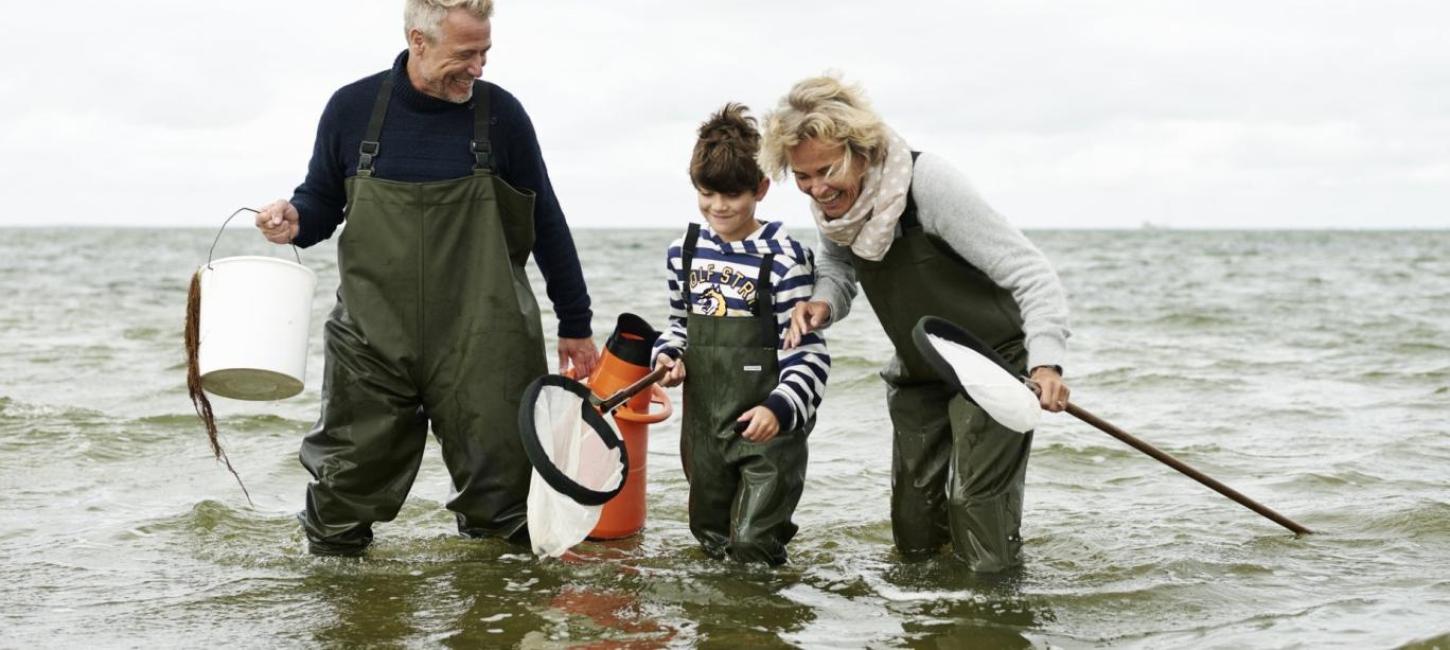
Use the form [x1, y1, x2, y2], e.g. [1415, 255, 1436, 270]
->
[761, 75, 1071, 572]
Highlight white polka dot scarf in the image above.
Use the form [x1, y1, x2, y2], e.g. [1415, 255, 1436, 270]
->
[811, 126, 915, 262]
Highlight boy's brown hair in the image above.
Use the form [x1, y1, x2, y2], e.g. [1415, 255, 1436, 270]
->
[689, 103, 765, 194]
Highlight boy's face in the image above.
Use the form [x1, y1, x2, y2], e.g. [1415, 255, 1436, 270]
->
[697, 178, 770, 243]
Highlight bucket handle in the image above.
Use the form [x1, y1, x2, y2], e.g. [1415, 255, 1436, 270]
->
[613, 384, 672, 424]
[208, 207, 301, 269]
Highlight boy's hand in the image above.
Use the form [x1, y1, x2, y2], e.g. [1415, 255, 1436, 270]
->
[736, 406, 779, 443]
[655, 353, 686, 388]
[784, 300, 831, 349]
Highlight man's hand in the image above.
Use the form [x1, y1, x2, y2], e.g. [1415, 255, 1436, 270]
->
[655, 353, 686, 388]
[1030, 366, 1070, 413]
[736, 405, 780, 443]
[557, 337, 599, 379]
[783, 300, 832, 349]
[255, 199, 299, 244]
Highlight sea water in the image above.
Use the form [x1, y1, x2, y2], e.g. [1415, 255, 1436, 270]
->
[1, 227, 1447, 648]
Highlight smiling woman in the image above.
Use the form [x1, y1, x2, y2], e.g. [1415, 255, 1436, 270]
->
[758, 74, 1073, 572]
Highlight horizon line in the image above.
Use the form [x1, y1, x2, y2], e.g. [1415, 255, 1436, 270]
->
[2, 224, 1446, 233]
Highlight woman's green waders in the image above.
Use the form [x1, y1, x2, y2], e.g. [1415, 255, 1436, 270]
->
[298, 74, 547, 554]
[678, 224, 810, 566]
[850, 178, 1033, 572]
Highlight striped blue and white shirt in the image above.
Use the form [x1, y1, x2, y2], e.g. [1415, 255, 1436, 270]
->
[652, 221, 830, 431]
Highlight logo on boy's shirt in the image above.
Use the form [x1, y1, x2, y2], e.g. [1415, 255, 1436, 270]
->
[696, 287, 729, 316]
[688, 264, 758, 315]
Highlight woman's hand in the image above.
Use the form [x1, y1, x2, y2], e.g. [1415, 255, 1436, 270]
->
[1030, 366, 1070, 413]
[655, 353, 686, 388]
[784, 300, 832, 349]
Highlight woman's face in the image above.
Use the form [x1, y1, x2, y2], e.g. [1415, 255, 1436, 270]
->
[787, 138, 866, 220]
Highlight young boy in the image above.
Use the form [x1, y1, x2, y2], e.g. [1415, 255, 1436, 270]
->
[653, 104, 830, 565]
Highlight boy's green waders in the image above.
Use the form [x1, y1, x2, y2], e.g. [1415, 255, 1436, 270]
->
[678, 224, 810, 566]
[851, 178, 1034, 572]
[298, 74, 547, 554]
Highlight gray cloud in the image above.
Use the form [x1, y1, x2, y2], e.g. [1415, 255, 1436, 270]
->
[0, 0, 1444, 229]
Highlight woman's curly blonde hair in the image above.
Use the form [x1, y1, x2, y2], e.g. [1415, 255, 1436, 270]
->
[758, 74, 888, 181]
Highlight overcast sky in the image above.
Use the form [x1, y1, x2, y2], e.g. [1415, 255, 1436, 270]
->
[1, 1, 1445, 229]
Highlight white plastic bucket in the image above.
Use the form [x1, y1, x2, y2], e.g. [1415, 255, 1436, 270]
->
[197, 256, 317, 400]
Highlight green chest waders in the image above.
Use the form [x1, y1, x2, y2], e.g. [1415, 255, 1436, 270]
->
[850, 165, 1033, 571]
[678, 224, 809, 565]
[298, 75, 547, 554]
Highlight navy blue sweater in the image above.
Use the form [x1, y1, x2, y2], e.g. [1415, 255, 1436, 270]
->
[290, 51, 592, 338]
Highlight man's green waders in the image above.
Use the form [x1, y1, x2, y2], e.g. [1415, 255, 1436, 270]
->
[850, 169, 1033, 572]
[678, 224, 810, 565]
[298, 74, 547, 553]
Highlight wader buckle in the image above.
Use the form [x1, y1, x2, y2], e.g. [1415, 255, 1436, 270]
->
[357, 140, 381, 175]
[471, 140, 493, 172]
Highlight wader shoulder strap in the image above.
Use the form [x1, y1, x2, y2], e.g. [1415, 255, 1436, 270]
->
[755, 253, 777, 347]
[471, 80, 494, 174]
[356, 73, 395, 177]
[681, 223, 701, 306]
[900, 150, 923, 230]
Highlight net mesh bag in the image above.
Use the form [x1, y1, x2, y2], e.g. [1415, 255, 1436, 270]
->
[519, 375, 628, 557]
[912, 316, 1041, 434]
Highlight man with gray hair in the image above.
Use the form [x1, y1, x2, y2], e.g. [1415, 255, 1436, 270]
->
[254, 0, 598, 556]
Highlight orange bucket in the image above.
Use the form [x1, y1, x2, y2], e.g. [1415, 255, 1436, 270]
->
[582, 314, 672, 539]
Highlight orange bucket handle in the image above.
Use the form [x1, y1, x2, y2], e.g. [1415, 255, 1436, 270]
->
[613, 385, 672, 425]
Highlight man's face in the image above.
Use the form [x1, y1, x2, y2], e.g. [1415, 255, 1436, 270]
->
[410, 10, 492, 103]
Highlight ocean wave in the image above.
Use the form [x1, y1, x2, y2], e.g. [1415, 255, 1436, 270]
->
[0, 396, 107, 421]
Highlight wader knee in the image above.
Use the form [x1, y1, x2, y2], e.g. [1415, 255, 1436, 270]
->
[298, 315, 429, 554]
[947, 489, 1024, 572]
[886, 380, 955, 557]
[683, 436, 738, 561]
[725, 436, 807, 566]
[946, 395, 1031, 572]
